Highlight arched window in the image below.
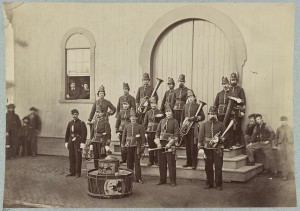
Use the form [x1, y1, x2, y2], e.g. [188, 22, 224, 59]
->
[60, 27, 96, 103]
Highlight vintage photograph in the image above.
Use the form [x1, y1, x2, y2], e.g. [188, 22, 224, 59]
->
[3, 1, 296, 208]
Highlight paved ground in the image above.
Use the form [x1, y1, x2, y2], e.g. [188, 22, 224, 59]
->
[3, 155, 297, 208]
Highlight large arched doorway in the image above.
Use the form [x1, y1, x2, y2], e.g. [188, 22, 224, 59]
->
[139, 5, 247, 112]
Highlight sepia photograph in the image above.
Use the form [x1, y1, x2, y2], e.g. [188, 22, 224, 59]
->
[3, 1, 297, 208]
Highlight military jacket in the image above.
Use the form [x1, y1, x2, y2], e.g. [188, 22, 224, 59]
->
[91, 119, 111, 144]
[121, 123, 146, 148]
[161, 89, 175, 112]
[155, 117, 180, 141]
[173, 87, 189, 110]
[88, 98, 116, 122]
[143, 108, 164, 133]
[136, 85, 158, 105]
[65, 118, 87, 143]
[199, 120, 226, 149]
[115, 109, 131, 132]
[116, 94, 136, 115]
[214, 89, 230, 116]
[181, 102, 205, 127]
[229, 85, 246, 106]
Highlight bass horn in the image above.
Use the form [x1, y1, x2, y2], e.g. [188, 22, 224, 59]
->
[223, 96, 242, 126]
[137, 78, 164, 114]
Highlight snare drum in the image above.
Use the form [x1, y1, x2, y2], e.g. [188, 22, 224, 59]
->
[95, 156, 120, 175]
[87, 168, 133, 199]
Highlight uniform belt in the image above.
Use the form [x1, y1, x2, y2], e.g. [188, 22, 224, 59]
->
[95, 133, 105, 137]
[148, 122, 158, 126]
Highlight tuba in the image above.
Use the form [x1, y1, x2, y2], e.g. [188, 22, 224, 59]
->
[137, 78, 164, 114]
[180, 100, 206, 136]
[223, 96, 242, 126]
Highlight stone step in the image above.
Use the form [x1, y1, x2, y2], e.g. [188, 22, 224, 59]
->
[83, 159, 263, 182]
[110, 152, 247, 169]
[111, 141, 243, 158]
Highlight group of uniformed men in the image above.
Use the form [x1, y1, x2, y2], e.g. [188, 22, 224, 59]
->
[63, 72, 293, 191]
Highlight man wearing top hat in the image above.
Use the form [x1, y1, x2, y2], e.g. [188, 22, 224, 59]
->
[121, 108, 146, 184]
[143, 96, 164, 166]
[161, 77, 176, 113]
[66, 80, 81, 100]
[79, 80, 90, 99]
[136, 73, 158, 124]
[115, 100, 131, 164]
[6, 104, 21, 159]
[155, 103, 180, 187]
[198, 106, 226, 191]
[273, 116, 294, 181]
[116, 83, 136, 117]
[229, 73, 246, 146]
[27, 106, 42, 156]
[88, 85, 116, 123]
[90, 110, 112, 169]
[181, 90, 205, 169]
[65, 109, 87, 178]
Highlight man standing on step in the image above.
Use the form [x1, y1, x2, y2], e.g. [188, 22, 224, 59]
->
[246, 114, 278, 177]
[161, 77, 176, 113]
[181, 90, 205, 169]
[173, 74, 189, 146]
[155, 103, 179, 187]
[115, 100, 131, 164]
[116, 83, 136, 117]
[229, 73, 246, 146]
[143, 97, 164, 166]
[65, 109, 87, 178]
[121, 108, 146, 184]
[198, 106, 226, 191]
[136, 73, 158, 125]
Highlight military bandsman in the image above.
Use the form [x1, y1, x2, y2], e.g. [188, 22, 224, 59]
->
[173, 74, 189, 124]
[214, 77, 230, 123]
[116, 82, 136, 117]
[161, 77, 176, 113]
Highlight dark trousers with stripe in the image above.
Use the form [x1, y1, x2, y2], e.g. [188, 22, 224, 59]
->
[68, 140, 82, 176]
[147, 132, 158, 164]
[185, 128, 198, 167]
[127, 147, 142, 181]
[204, 149, 223, 187]
[157, 149, 176, 184]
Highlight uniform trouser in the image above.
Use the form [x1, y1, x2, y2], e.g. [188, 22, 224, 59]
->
[93, 142, 107, 169]
[185, 128, 198, 167]
[246, 142, 277, 172]
[147, 132, 158, 164]
[174, 110, 184, 145]
[137, 113, 146, 125]
[233, 117, 242, 145]
[157, 149, 176, 183]
[30, 129, 38, 155]
[127, 147, 141, 181]
[204, 149, 223, 187]
[277, 143, 288, 177]
[68, 140, 82, 176]
[118, 134, 127, 162]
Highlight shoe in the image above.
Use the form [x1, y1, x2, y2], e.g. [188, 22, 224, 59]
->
[157, 181, 166, 185]
[282, 176, 288, 181]
[182, 164, 189, 168]
[204, 184, 213, 189]
[137, 179, 143, 184]
[262, 169, 269, 174]
[66, 173, 75, 177]
[192, 166, 197, 170]
[147, 162, 153, 166]
[246, 161, 255, 166]
[171, 183, 176, 187]
[216, 186, 223, 191]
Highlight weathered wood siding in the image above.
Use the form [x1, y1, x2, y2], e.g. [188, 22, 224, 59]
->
[10, 3, 294, 140]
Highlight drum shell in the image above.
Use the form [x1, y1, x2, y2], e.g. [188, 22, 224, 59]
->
[87, 168, 133, 199]
[96, 157, 120, 175]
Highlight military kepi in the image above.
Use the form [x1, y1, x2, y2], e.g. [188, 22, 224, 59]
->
[71, 109, 79, 114]
[142, 73, 150, 80]
[221, 77, 229, 84]
[123, 82, 130, 90]
[208, 106, 217, 115]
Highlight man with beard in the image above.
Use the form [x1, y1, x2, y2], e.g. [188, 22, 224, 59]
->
[181, 90, 205, 169]
[116, 83, 136, 117]
[161, 77, 176, 113]
[65, 109, 87, 178]
[173, 74, 189, 146]
[88, 85, 116, 123]
[229, 73, 246, 146]
[198, 106, 226, 191]
[136, 73, 158, 124]
[6, 104, 21, 159]
[143, 97, 164, 166]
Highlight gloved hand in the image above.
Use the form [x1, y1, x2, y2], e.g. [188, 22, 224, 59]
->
[117, 132, 121, 137]
[157, 144, 162, 149]
[105, 146, 110, 152]
[136, 134, 141, 138]
[145, 134, 148, 139]
[65, 142, 68, 149]
[264, 141, 270, 145]
[103, 133, 107, 136]
[166, 143, 171, 148]
[154, 138, 160, 145]
[80, 143, 85, 149]
[89, 145, 93, 151]
[6, 145, 10, 148]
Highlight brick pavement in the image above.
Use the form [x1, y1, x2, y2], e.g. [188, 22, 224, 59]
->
[3, 155, 297, 208]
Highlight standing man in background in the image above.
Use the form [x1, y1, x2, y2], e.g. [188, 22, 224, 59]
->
[6, 104, 21, 159]
[161, 77, 176, 113]
[27, 107, 42, 157]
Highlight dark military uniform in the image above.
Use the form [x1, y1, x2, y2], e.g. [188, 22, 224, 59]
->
[214, 89, 231, 123]
[65, 118, 87, 176]
[27, 108, 42, 156]
[155, 116, 179, 185]
[173, 86, 189, 123]
[143, 107, 163, 165]
[199, 118, 226, 189]
[181, 100, 205, 168]
[91, 118, 111, 169]
[121, 121, 146, 181]
[115, 109, 131, 162]
[88, 98, 116, 122]
[161, 89, 175, 113]
[6, 105, 21, 159]
[116, 94, 136, 116]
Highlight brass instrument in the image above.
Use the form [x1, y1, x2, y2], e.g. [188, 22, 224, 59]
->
[210, 119, 235, 147]
[137, 78, 164, 114]
[179, 100, 206, 136]
[223, 96, 242, 126]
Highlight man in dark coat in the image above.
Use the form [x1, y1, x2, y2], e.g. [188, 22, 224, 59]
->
[27, 107, 42, 156]
[214, 77, 231, 123]
[65, 109, 87, 178]
[161, 77, 176, 113]
[116, 83, 136, 116]
[79, 80, 90, 99]
[18, 116, 30, 157]
[66, 80, 81, 100]
[6, 104, 21, 159]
